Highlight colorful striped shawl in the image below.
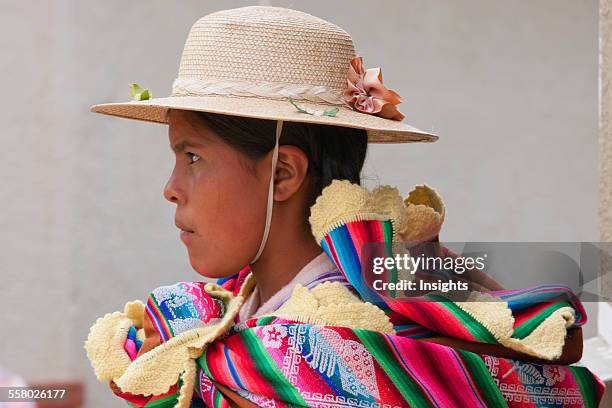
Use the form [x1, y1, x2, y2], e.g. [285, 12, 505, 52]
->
[194, 317, 603, 408]
[114, 311, 603, 407]
[193, 216, 603, 407]
[315, 217, 586, 349]
[103, 180, 604, 407]
[111, 312, 603, 408]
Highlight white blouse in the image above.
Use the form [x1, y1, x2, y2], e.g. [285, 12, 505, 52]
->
[237, 252, 349, 322]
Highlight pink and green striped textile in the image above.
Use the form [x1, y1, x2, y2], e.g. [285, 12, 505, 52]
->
[193, 316, 602, 407]
[113, 218, 604, 407]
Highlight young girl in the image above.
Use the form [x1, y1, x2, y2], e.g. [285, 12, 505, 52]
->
[85, 6, 603, 407]
[163, 108, 367, 318]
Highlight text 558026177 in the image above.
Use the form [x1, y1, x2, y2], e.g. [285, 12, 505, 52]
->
[2, 387, 67, 401]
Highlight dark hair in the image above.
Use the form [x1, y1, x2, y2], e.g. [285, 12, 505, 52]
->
[194, 111, 368, 222]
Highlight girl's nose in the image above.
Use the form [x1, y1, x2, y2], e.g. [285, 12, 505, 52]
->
[163, 169, 185, 205]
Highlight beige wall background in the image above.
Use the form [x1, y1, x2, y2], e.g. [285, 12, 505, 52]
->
[0, 1, 601, 406]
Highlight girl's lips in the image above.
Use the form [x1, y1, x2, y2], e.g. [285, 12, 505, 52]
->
[175, 220, 195, 233]
[180, 230, 195, 243]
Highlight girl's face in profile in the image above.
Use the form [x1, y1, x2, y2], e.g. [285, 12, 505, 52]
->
[164, 109, 270, 278]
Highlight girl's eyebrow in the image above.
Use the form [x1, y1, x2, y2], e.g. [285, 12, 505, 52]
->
[170, 140, 204, 153]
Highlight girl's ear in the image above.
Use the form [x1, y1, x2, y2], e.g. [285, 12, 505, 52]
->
[272, 145, 309, 202]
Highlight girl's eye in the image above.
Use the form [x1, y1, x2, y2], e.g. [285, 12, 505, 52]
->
[186, 152, 201, 164]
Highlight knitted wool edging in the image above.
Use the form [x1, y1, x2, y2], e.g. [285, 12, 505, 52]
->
[84, 179, 604, 407]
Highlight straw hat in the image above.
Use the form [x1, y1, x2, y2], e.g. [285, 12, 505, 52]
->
[90, 6, 437, 144]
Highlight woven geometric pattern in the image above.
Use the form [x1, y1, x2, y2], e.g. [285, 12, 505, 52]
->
[90, 6, 438, 143]
[177, 7, 355, 94]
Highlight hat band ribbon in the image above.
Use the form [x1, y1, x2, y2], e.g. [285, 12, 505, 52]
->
[171, 78, 348, 106]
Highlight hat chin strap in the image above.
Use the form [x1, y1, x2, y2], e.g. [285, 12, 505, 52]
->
[249, 120, 283, 265]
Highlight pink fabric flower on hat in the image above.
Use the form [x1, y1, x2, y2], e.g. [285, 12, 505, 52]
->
[343, 56, 405, 121]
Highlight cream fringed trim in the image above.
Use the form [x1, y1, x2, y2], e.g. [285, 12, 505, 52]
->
[265, 281, 396, 335]
[308, 179, 446, 244]
[115, 276, 256, 396]
[270, 280, 573, 360]
[307, 181, 575, 359]
[309, 180, 406, 243]
[83, 300, 145, 382]
[174, 359, 197, 408]
[400, 185, 446, 243]
[501, 307, 576, 360]
[454, 291, 576, 361]
[83, 273, 257, 406]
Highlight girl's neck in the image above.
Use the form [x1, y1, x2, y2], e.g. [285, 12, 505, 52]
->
[249, 223, 323, 305]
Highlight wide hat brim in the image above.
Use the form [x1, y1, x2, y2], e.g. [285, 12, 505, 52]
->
[91, 95, 438, 144]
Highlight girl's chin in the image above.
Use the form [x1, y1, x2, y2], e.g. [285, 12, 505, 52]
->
[188, 256, 244, 280]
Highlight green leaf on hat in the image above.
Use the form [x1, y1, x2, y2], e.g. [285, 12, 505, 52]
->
[129, 83, 152, 101]
[288, 97, 338, 117]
